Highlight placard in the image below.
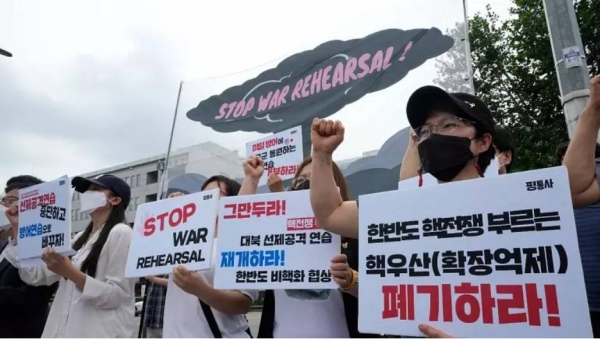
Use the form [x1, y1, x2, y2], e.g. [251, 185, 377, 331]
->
[245, 125, 303, 186]
[397, 157, 499, 190]
[124, 188, 220, 277]
[214, 189, 340, 290]
[17, 176, 73, 262]
[359, 166, 591, 337]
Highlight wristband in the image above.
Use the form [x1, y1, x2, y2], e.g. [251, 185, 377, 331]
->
[342, 269, 358, 292]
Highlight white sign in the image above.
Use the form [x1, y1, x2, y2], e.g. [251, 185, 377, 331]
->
[124, 189, 220, 278]
[17, 176, 73, 262]
[214, 189, 340, 290]
[397, 158, 499, 190]
[359, 167, 591, 338]
[563, 46, 583, 69]
[246, 125, 303, 186]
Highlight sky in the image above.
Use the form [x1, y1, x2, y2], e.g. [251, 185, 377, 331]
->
[0, 0, 512, 185]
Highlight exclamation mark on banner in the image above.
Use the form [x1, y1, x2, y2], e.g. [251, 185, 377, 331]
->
[278, 250, 285, 266]
[281, 200, 286, 215]
[544, 285, 561, 326]
[399, 41, 414, 61]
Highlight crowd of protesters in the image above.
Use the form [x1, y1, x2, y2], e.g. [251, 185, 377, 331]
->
[1, 75, 599, 338]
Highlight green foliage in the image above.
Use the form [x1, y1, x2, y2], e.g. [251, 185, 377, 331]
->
[435, 0, 600, 171]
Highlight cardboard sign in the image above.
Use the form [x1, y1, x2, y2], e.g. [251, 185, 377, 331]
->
[246, 126, 304, 186]
[17, 176, 73, 263]
[213, 189, 340, 290]
[124, 189, 220, 277]
[397, 157, 499, 190]
[359, 167, 591, 337]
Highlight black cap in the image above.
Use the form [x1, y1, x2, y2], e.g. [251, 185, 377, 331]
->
[72, 174, 131, 209]
[407, 86, 495, 133]
[493, 125, 516, 153]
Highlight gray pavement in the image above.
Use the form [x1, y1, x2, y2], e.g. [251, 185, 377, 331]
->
[135, 309, 262, 337]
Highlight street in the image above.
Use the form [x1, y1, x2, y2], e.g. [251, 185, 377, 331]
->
[135, 309, 262, 337]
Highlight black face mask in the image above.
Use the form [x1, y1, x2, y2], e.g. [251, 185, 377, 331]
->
[290, 179, 310, 191]
[417, 134, 475, 182]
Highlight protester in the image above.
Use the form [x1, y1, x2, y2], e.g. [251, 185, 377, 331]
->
[310, 86, 496, 338]
[163, 175, 256, 338]
[239, 156, 371, 338]
[141, 190, 186, 338]
[2, 174, 135, 337]
[493, 125, 516, 174]
[562, 75, 600, 337]
[0, 175, 58, 338]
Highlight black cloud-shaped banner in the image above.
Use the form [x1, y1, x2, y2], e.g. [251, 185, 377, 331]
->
[187, 28, 454, 133]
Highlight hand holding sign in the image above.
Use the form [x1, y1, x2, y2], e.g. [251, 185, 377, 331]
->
[172, 265, 207, 295]
[311, 118, 344, 156]
[330, 254, 352, 289]
[41, 247, 75, 278]
[243, 155, 265, 180]
[418, 325, 454, 338]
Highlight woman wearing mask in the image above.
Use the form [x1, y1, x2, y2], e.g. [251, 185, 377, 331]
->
[310, 86, 495, 338]
[163, 175, 257, 338]
[3, 174, 135, 337]
[240, 156, 373, 338]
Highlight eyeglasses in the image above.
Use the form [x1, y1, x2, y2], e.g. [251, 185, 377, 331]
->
[412, 116, 475, 143]
[1, 196, 18, 206]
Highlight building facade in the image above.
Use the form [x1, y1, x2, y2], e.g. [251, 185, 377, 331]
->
[71, 142, 244, 232]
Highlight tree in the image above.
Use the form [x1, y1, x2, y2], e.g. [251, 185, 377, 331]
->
[435, 0, 600, 171]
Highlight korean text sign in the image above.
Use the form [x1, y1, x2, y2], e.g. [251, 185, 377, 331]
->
[214, 189, 340, 290]
[17, 176, 72, 261]
[360, 167, 591, 337]
[124, 189, 220, 277]
[245, 125, 303, 186]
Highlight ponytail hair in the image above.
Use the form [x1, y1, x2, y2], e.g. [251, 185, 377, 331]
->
[72, 192, 127, 278]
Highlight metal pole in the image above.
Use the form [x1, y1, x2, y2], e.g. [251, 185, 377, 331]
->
[157, 80, 184, 200]
[137, 80, 183, 338]
[462, 0, 476, 95]
[542, 0, 590, 138]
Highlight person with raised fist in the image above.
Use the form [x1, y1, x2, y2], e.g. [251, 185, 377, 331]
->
[562, 74, 600, 336]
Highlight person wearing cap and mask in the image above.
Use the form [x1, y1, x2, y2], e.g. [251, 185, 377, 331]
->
[309, 86, 496, 337]
[1, 175, 58, 338]
[2, 174, 136, 338]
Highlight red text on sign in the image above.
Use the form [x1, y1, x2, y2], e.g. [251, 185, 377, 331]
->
[20, 192, 56, 212]
[143, 203, 197, 237]
[381, 283, 561, 327]
[223, 200, 286, 219]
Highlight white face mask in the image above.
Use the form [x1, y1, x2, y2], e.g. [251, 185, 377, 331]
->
[80, 191, 108, 214]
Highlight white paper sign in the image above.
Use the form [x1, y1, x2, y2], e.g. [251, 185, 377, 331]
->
[359, 167, 591, 338]
[246, 125, 303, 186]
[124, 188, 220, 278]
[17, 176, 73, 261]
[563, 46, 583, 69]
[214, 189, 340, 290]
[397, 158, 499, 190]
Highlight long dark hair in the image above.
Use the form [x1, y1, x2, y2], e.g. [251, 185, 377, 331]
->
[72, 191, 127, 278]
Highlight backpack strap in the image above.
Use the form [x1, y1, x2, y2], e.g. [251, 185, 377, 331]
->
[199, 300, 222, 338]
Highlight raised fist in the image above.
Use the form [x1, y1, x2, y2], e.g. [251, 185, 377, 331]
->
[267, 173, 285, 193]
[243, 155, 265, 180]
[311, 118, 345, 156]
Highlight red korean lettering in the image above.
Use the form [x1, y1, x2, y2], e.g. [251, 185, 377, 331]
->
[496, 284, 527, 324]
[454, 283, 482, 323]
[381, 284, 415, 320]
[544, 284, 561, 327]
[223, 204, 238, 219]
[382, 285, 399, 319]
[417, 285, 440, 321]
[237, 202, 251, 218]
[49, 193, 55, 205]
[252, 201, 266, 217]
[524, 283, 543, 326]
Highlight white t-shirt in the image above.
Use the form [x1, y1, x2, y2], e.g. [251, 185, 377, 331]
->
[273, 289, 350, 338]
[163, 239, 258, 338]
